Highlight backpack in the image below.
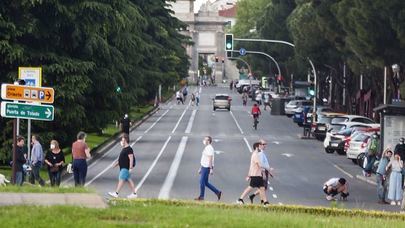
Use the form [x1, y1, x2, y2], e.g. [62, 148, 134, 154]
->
[369, 138, 378, 155]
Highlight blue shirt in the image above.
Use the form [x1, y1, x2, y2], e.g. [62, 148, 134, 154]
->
[31, 141, 44, 165]
[376, 157, 389, 175]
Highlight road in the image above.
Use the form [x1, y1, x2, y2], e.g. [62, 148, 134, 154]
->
[63, 85, 398, 211]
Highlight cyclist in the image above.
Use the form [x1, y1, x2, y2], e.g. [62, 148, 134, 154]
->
[251, 103, 261, 127]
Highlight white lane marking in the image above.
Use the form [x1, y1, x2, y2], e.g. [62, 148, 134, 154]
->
[333, 164, 354, 179]
[213, 139, 222, 143]
[171, 102, 190, 133]
[243, 137, 252, 152]
[281, 153, 293, 158]
[158, 136, 188, 199]
[84, 136, 144, 187]
[269, 187, 274, 191]
[199, 87, 202, 94]
[272, 194, 278, 199]
[214, 150, 225, 154]
[356, 174, 377, 186]
[144, 108, 171, 134]
[230, 111, 244, 134]
[185, 110, 197, 134]
[272, 141, 280, 145]
[136, 136, 172, 192]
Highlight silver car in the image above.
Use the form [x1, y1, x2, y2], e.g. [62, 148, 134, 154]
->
[213, 94, 231, 111]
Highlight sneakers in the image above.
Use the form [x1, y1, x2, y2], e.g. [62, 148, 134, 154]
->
[249, 194, 255, 204]
[127, 193, 137, 199]
[390, 201, 396, 205]
[194, 197, 204, 201]
[263, 201, 269, 207]
[237, 198, 244, 205]
[217, 191, 222, 201]
[108, 192, 119, 198]
[326, 195, 334, 201]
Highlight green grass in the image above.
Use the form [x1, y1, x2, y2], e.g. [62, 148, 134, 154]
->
[0, 199, 404, 227]
[0, 185, 91, 193]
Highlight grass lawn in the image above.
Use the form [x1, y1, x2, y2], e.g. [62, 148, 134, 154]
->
[0, 199, 404, 227]
[0, 185, 90, 193]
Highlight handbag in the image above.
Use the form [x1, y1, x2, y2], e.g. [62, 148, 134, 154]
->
[67, 163, 73, 174]
[50, 165, 59, 173]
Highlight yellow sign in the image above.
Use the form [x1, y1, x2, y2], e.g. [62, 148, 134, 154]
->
[1, 84, 54, 103]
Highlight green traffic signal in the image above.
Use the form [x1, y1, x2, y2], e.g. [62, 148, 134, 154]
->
[225, 34, 233, 51]
[116, 86, 121, 93]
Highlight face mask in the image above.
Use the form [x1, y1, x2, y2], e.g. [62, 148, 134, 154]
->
[120, 141, 125, 147]
[202, 140, 206, 145]
[50, 144, 55, 149]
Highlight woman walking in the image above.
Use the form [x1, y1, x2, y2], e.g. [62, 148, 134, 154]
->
[44, 140, 65, 186]
[386, 153, 404, 205]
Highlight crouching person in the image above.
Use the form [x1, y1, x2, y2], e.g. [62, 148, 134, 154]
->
[323, 177, 349, 201]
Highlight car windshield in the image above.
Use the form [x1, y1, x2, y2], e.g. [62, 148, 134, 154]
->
[318, 117, 332, 124]
[329, 124, 344, 132]
[353, 133, 370, 142]
[288, 101, 298, 105]
[215, 96, 229, 100]
[331, 117, 349, 124]
[337, 128, 352, 136]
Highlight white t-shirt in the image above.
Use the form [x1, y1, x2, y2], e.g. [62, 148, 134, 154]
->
[176, 91, 181, 98]
[325, 178, 339, 187]
[200, 144, 215, 168]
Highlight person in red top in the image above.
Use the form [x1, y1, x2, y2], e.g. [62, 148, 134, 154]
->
[251, 103, 261, 119]
[72, 131, 91, 186]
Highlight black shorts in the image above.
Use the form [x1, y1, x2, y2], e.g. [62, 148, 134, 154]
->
[323, 185, 338, 196]
[250, 176, 264, 188]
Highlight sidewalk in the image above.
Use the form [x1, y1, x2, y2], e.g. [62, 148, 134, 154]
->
[0, 193, 107, 208]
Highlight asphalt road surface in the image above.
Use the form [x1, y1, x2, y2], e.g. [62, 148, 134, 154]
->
[63, 85, 399, 212]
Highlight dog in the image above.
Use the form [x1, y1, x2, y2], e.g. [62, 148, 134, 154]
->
[0, 173, 10, 186]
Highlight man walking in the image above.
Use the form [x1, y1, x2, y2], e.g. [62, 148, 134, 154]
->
[120, 114, 130, 136]
[15, 136, 27, 186]
[108, 133, 138, 198]
[72, 131, 91, 186]
[195, 136, 222, 201]
[237, 142, 269, 205]
[249, 139, 273, 203]
[31, 135, 45, 186]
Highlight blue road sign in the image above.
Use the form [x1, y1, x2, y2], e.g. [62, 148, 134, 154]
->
[239, 48, 247, 56]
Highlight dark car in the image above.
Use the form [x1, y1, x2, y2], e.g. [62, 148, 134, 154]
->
[312, 112, 346, 141]
[328, 129, 352, 155]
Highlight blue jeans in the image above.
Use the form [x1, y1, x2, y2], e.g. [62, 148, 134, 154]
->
[376, 173, 387, 201]
[15, 171, 23, 186]
[199, 167, 220, 199]
[73, 159, 87, 186]
[32, 162, 45, 186]
[48, 170, 61, 187]
[364, 155, 376, 173]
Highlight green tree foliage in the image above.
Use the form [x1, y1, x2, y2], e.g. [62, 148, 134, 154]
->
[0, 0, 189, 162]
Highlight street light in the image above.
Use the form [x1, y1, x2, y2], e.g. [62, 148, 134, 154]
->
[392, 64, 401, 102]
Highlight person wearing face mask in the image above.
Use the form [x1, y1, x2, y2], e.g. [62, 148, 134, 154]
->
[195, 136, 222, 201]
[72, 131, 91, 186]
[44, 140, 65, 187]
[108, 133, 137, 199]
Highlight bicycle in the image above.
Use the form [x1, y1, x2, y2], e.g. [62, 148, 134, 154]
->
[253, 114, 259, 130]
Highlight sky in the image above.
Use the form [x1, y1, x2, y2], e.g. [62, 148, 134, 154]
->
[194, 0, 209, 13]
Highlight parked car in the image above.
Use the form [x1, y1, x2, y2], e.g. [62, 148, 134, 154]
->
[285, 100, 313, 117]
[346, 128, 380, 163]
[312, 112, 346, 141]
[330, 115, 375, 125]
[293, 106, 312, 126]
[323, 122, 379, 154]
[212, 94, 231, 111]
[328, 128, 353, 155]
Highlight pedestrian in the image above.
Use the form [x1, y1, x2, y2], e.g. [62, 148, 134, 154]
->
[237, 142, 269, 205]
[182, 86, 188, 102]
[108, 133, 138, 199]
[176, 90, 184, 104]
[44, 140, 65, 187]
[364, 133, 379, 176]
[230, 80, 233, 90]
[323, 177, 349, 201]
[195, 92, 200, 106]
[386, 153, 404, 205]
[120, 114, 130, 136]
[394, 137, 405, 185]
[263, 93, 271, 110]
[15, 136, 26, 186]
[30, 134, 45, 186]
[242, 92, 248, 106]
[249, 139, 273, 204]
[191, 93, 196, 106]
[376, 147, 392, 204]
[195, 136, 222, 201]
[72, 131, 91, 186]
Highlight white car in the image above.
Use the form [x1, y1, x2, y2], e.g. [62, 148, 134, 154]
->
[346, 132, 372, 163]
[285, 100, 312, 116]
[323, 122, 379, 153]
[330, 115, 375, 125]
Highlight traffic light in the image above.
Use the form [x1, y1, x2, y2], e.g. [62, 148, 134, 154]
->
[225, 34, 233, 51]
[308, 83, 315, 96]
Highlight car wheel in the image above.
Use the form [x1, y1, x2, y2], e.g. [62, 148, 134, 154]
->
[315, 136, 324, 141]
[336, 149, 346, 155]
[325, 148, 334, 154]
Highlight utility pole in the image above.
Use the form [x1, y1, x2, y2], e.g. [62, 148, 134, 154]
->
[343, 63, 346, 107]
